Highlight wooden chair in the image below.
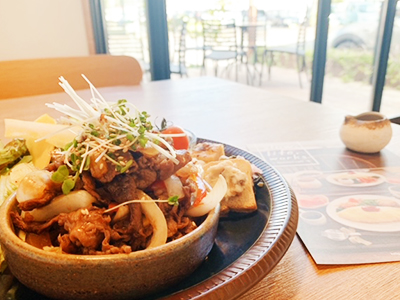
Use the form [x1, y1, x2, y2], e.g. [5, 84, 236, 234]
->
[0, 55, 143, 100]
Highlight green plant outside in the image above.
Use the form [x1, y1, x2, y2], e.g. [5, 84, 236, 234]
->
[324, 49, 373, 83]
[271, 48, 400, 90]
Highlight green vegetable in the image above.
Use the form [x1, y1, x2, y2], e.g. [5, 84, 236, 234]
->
[0, 160, 35, 205]
[155, 117, 171, 131]
[51, 165, 78, 195]
[0, 139, 29, 172]
[0, 160, 36, 295]
[0, 175, 16, 206]
[168, 195, 179, 206]
[62, 178, 76, 195]
[51, 165, 69, 183]
[16, 155, 32, 165]
[120, 159, 133, 173]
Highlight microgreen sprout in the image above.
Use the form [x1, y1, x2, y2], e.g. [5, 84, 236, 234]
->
[103, 196, 180, 214]
[155, 117, 171, 131]
[43, 76, 183, 194]
[167, 195, 179, 206]
[51, 165, 79, 195]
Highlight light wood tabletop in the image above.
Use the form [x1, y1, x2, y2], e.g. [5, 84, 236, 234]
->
[1, 76, 400, 300]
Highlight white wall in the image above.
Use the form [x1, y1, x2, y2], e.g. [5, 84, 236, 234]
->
[0, 0, 90, 61]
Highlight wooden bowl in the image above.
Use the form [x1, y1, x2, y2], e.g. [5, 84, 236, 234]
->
[0, 194, 220, 300]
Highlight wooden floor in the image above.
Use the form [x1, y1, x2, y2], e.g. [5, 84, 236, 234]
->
[167, 63, 400, 119]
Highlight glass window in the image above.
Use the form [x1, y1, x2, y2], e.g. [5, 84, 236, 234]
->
[326, 0, 400, 117]
[98, 0, 399, 118]
[165, 0, 316, 89]
[381, 0, 400, 118]
[102, 0, 149, 75]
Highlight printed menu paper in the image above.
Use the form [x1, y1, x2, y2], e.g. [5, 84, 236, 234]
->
[248, 140, 400, 265]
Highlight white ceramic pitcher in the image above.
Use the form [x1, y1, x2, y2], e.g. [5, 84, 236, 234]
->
[339, 112, 392, 153]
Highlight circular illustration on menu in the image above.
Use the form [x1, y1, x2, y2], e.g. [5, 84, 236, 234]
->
[297, 194, 329, 209]
[326, 171, 385, 187]
[326, 195, 400, 232]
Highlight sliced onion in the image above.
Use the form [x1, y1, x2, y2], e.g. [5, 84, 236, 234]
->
[16, 170, 53, 203]
[139, 146, 159, 158]
[164, 175, 185, 199]
[9, 163, 38, 186]
[186, 174, 227, 217]
[112, 205, 130, 223]
[29, 190, 96, 222]
[136, 190, 168, 249]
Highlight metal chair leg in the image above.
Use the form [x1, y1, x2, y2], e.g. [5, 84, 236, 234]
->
[259, 50, 267, 86]
[296, 54, 303, 89]
[201, 57, 206, 76]
[268, 52, 274, 80]
[233, 60, 239, 81]
[302, 55, 308, 82]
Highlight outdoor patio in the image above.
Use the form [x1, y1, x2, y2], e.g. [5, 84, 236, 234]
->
[168, 63, 400, 119]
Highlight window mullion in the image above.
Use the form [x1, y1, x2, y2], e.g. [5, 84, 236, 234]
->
[371, 0, 398, 112]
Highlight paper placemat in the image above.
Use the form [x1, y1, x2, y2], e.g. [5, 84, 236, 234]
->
[248, 140, 400, 265]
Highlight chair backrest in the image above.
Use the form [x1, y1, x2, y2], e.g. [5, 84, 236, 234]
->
[105, 21, 150, 72]
[296, 9, 310, 54]
[240, 11, 267, 49]
[0, 55, 143, 100]
[255, 22, 268, 48]
[202, 19, 238, 52]
[177, 21, 188, 66]
[170, 21, 188, 75]
[106, 21, 146, 58]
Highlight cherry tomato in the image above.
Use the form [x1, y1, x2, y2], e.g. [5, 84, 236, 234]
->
[162, 126, 190, 150]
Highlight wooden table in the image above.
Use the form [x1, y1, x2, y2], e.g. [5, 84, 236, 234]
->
[1, 77, 400, 300]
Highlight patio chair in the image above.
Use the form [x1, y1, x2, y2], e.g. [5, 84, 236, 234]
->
[238, 20, 268, 85]
[260, 12, 309, 88]
[0, 55, 143, 100]
[105, 20, 150, 74]
[170, 21, 188, 77]
[201, 18, 241, 80]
